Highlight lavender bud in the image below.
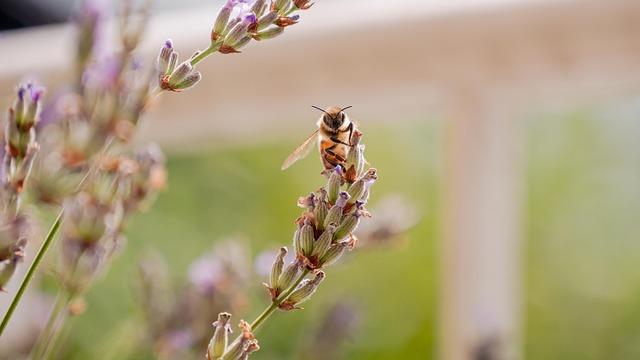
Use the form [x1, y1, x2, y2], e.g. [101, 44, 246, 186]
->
[347, 179, 365, 204]
[277, 260, 300, 292]
[168, 52, 178, 74]
[225, 13, 256, 48]
[334, 213, 360, 241]
[293, 0, 314, 10]
[168, 60, 193, 87]
[232, 36, 252, 51]
[255, 26, 284, 40]
[345, 131, 365, 177]
[174, 71, 202, 91]
[251, 0, 267, 17]
[299, 219, 315, 257]
[326, 166, 343, 203]
[257, 11, 278, 29]
[280, 271, 325, 310]
[13, 86, 26, 126]
[157, 39, 174, 75]
[207, 312, 233, 360]
[275, 0, 292, 13]
[23, 85, 43, 130]
[319, 241, 348, 267]
[324, 192, 349, 228]
[213, 2, 233, 38]
[313, 189, 328, 230]
[349, 168, 378, 204]
[312, 224, 335, 259]
[292, 222, 302, 253]
[270, 247, 287, 290]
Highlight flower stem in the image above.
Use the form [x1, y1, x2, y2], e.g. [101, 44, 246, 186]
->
[0, 210, 63, 337]
[30, 290, 71, 359]
[251, 269, 310, 332]
[190, 43, 221, 67]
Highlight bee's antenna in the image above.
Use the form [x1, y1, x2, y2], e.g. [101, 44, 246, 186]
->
[340, 105, 353, 112]
[311, 105, 330, 116]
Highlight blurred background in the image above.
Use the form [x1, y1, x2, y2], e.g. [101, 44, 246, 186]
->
[1, 0, 640, 359]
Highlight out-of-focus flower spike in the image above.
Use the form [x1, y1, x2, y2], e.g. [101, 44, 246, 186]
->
[0, 250, 23, 291]
[207, 312, 233, 360]
[279, 271, 324, 310]
[319, 241, 348, 267]
[312, 224, 335, 259]
[13, 86, 26, 124]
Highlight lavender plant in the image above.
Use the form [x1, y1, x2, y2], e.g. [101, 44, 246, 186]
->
[204, 134, 378, 359]
[0, 0, 317, 353]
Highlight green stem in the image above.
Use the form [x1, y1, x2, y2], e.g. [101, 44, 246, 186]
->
[251, 269, 310, 332]
[221, 269, 309, 359]
[30, 290, 71, 359]
[190, 43, 221, 67]
[0, 210, 63, 337]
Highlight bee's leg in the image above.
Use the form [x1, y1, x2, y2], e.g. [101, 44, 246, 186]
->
[324, 146, 346, 163]
[329, 136, 352, 147]
[337, 122, 354, 146]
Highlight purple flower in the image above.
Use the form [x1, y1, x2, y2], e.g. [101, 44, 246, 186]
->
[188, 254, 224, 293]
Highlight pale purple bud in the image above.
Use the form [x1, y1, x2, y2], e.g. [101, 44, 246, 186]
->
[214, 2, 233, 36]
[257, 11, 278, 29]
[224, 13, 256, 47]
[168, 61, 193, 87]
[173, 71, 202, 91]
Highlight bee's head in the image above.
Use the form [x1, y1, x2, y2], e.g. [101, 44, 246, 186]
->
[313, 105, 352, 130]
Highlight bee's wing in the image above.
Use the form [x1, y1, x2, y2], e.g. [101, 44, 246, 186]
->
[281, 129, 320, 170]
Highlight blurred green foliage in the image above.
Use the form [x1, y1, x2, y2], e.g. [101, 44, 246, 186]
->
[54, 106, 640, 359]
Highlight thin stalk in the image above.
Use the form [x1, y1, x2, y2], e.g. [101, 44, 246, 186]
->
[190, 43, 221, 67]
[0, 138, 115, 339]
[30, 291, 71, 359]
[251, 269, 309, 332]
[0, 211, 63, 337]
[221, 269, 309, 359]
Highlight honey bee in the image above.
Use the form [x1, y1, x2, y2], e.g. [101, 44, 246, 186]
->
[281, 105, 356, 171]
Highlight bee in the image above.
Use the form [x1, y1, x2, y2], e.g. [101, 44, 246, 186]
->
[281, 105, 356, 171]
